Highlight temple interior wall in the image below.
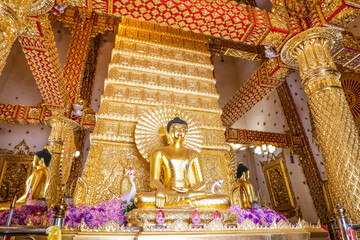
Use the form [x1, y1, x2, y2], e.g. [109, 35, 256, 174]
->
[0, 23, 326, 223]
[215, 56, 324, 223]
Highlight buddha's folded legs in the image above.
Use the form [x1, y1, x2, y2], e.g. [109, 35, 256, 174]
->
[190, 194, 231, 210]
[134, 192, 191, 208]
[134, 191, 231, 209]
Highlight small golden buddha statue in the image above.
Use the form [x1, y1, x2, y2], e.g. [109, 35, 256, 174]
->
[0, 149, 51, 210]
[231, 163, 255, 209]
[17, 148, 51, 205]
[134, 117, 230, 210]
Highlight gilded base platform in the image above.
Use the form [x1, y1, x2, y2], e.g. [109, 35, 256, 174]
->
[126, 208, 238, 226]
[15, 228, 328, 240]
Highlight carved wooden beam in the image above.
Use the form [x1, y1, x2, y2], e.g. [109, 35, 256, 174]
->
[65, 35, 102, 196]
[276, 81, 330, 223]
[332, 31, 360, 72]
[225, 128, 303, 148]
[210, 37, 265, 62]
[50, 6, 121, 36]
[314, 0, 360, 29]
[18, 15, 67, 111]
[0, 103, 95, 129]
[0, 103, 51, 125]
[63, 12, 94, 104]
[221, 57, 292, 126]
[65, 0, 301, 49]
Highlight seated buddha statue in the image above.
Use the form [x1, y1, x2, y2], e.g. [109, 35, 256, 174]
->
[17, 148, 51, 205]
[0, 149, 51, 210]
[134, 117, 230, 210]
[231, 163, 255, 209]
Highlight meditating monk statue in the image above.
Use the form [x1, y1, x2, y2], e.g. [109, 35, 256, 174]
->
[231, 163, 255, 209]
[134, 117, 231, 209]
[0, 148, 51, 210]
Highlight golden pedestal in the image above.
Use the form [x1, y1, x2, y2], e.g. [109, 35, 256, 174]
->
[60, 228, 327, 240]
[127, 208, 238, 226]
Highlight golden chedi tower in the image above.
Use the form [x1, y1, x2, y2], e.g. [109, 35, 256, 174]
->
[74, 17, 233, 206]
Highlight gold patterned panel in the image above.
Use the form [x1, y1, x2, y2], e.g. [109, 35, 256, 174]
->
[261, 152, 297, 218]
[0, 140, 34, 202]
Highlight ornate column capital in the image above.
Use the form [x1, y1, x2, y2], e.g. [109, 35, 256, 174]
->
[46, 116, 80, 130]
[281, 28, 343, 95]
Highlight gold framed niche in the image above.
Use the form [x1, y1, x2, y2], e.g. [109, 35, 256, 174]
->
[261, 151, 297, 218]
[0, 140, 34, 202]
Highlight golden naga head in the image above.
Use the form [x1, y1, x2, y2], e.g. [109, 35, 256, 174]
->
[166, 117, 188, 144]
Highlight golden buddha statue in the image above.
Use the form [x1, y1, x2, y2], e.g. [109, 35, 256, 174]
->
[0, 149, 51, 210]
[231, 163, 255, 209]
[17, 149, 51, 204]
[134, 117, 230, 210]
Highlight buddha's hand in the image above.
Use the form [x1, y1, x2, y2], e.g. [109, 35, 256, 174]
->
[189, 181, 205, 191]
[171, 187, 190, 193]
[155, 188, 166, 208]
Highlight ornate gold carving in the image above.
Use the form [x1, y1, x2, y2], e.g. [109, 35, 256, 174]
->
[209, 37, 265, 62]
[50, 6, 122, 37]
[19, 15, 67, 111]
[0, 2, 22, 75]
[228, 148, 237, 182]
[63, 12, 94, 104]
[0, 140, 34, 202]
[261, 151, 297, 218]
[27, 0, 55, 16]
[46, 117, 79, 207]
[281, 27, 343, 69]
[225, 128, 303, 148]
[281, 27, 360, 222]
[127, 208, 238, 226]
[340, 72, 360, 126]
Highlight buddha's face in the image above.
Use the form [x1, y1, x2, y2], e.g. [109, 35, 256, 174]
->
[33, 155, 44, 168]
[168, 123, 188, 143]
[240, 170, 250, 180]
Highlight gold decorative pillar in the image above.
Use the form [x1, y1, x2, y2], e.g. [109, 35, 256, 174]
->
[46, 117, 78, 207]
[281, 27, 360, 222]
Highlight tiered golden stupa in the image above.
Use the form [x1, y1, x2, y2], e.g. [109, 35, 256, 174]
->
[74, 17, 234, 208]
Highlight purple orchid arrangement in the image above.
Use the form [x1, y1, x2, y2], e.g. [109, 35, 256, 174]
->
[65, 198, 135, 228]
[228, 205, 288, 226]
[0, 205, 48, 226]
[0, 197, 135, 228]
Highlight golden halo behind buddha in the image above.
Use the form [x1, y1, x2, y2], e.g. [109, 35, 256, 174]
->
[135, 107, 203, 162]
